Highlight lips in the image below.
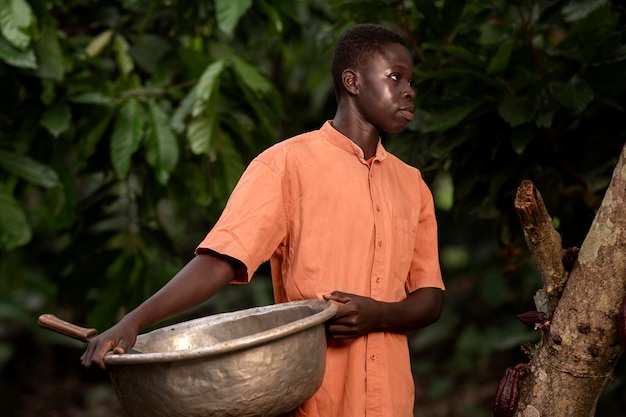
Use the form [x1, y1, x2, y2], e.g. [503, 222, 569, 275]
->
[399, 106, 415, 121]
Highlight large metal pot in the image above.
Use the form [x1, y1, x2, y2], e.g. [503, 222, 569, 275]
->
[41, 299, 338, 417]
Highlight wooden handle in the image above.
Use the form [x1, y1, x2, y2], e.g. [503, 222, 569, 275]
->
[38, 314, 99, 342]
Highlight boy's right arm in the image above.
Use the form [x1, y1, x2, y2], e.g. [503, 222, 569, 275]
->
[80, 253, 236, 370]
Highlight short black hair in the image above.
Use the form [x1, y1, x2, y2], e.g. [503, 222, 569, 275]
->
[331, 24, 409, 100]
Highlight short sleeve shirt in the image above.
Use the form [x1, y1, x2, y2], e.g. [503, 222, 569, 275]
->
[196, 121, 444, 417]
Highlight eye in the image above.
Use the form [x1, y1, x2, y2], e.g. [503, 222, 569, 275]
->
[389, 73, 413, 87]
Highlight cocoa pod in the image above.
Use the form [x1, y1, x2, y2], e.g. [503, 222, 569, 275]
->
[517, 311, 548, 329]
[493, 366, 523, 417]
[619, 295, 626, 350]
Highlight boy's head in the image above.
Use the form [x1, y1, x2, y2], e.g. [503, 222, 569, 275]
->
[331, 24, 410, 101]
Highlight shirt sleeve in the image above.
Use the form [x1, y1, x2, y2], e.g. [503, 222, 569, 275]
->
[407, 178, 445, 292]
[195, 156, 287, 283]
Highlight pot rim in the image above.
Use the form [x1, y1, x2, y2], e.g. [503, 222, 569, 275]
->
[104, 299, 338, 365]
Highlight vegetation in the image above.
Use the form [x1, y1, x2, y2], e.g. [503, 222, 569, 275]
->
[1, 0, 624, 415]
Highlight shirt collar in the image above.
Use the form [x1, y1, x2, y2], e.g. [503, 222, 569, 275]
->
[320, 121, 388, 163]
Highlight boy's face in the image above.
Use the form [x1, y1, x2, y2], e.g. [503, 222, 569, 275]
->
[355, 43, 415, 133]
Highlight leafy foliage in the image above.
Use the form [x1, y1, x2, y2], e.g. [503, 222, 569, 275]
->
[1, 0, 625, 415]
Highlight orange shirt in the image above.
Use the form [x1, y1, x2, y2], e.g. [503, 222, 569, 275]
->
[196, 121, 444, 417]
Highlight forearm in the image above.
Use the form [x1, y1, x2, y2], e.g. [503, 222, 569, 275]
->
[375, 287, 443, 333]
[120, 253, 236, 332]
[323, 287, 443, 338]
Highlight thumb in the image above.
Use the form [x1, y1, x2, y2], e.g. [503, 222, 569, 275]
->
[112, 339, 134, 355]
[323, 291, 352, 303]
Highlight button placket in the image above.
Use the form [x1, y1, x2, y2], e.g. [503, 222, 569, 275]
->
[369, 163, 386, 299]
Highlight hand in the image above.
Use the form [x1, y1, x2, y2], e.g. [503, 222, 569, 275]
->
[80, 319, 139, 370]
[323, 291, 383, 338]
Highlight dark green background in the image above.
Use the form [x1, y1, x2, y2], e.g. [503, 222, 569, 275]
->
[1, 0, 624, 415]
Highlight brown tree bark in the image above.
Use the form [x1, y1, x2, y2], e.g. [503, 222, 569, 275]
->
[510, 143, 626, 417]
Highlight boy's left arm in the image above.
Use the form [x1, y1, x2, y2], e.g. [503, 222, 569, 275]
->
[323, 288, 443, 339]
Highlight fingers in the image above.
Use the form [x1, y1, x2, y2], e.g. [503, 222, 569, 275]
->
[80, 338, 113, 371]
[81, 336, 133, 370]
[326, 321, 358, 338]
[113, 346, 126, 355]
[323, 292, 381, 338]
[325, 296, 360, 338]
[111, 336, 135, 355]
[323, 292, 352, 304]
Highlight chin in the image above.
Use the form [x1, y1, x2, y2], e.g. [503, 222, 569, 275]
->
[382, 124, 408, 134]
[375, 116, 410, 134]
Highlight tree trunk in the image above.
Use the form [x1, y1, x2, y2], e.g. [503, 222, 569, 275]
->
[511, 143, 626, 416]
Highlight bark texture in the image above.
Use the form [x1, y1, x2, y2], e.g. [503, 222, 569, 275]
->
[512, 144, 626, 417]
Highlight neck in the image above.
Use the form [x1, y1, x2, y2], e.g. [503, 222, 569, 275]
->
[332, 107, 380, 159]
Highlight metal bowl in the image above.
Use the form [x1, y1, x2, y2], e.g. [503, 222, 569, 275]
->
[104, 299, 338, 417]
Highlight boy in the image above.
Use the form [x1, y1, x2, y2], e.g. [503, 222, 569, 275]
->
[81, 24, 445, 417]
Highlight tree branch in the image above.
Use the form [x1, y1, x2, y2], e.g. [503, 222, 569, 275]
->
[514, 179, 568, 313]
[515, 143, 626, 416]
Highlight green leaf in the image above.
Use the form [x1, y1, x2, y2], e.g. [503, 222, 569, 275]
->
[562, 0, 608, 22]
[236, 76, 280, 138]
[510, 126, 535, 155]
[0, 33, 35, 68]
[416, 101, 483, 133]
[35, 19, 64, 81]
[40, 103, 71, 138]
[85, 29, 113, 57]
[130, 33, 171, 74]
[0, 0, 34, 50]
[111, 99, 145, 178]
[0, 149, 60, 188]
[214, 130, 245, 192]
[256, 0, 283, 33]
[215, 0, 253, 36]
[69, 92, 116, 107]
[486, 40, 514, 75]
[0, 192, 31, 250]
[40, 78, 56, 105]
[193, 59, 225, 116]
[433, 171, 454, 211]
[187, 111, 217, 155]
[552, 80, 594, 114]
[145, 100, 179, 183]
[171, 85, 197, 134]
[230, 54, 273, 97]
[498, 96, 537, 127]
[479, 20, 507, 45]
[535, 102, 559, 128]
[113, 33, 134, 75]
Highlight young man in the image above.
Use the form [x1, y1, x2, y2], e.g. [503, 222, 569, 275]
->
[81, 24, 445, 417]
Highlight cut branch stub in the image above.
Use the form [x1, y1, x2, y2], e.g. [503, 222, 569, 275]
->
[514, 180, 568, 313]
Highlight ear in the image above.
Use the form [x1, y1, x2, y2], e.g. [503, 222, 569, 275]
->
[341, 69, 359, 96]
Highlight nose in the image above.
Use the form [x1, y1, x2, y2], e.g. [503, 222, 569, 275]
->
[404, 82, 416, 100]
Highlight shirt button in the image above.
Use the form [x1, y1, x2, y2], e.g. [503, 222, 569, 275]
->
[370, 354, 376, 360]
[378, 240, 383, 247]
[376, 205, 381, 212]
[375, 277, 381, 283]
